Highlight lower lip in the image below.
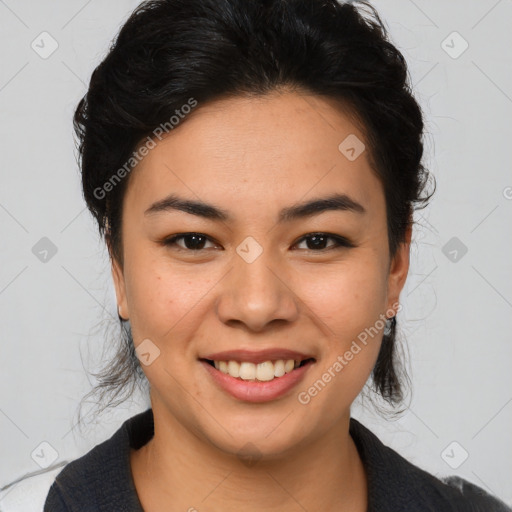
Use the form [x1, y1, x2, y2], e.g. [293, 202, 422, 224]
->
[200, 360, 315, 403]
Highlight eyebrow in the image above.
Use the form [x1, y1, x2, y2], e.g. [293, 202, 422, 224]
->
[144, 192, 366, 222]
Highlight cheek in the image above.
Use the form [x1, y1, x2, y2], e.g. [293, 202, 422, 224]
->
[296, 264, 386, 419]
[123, 254, 210, 342]
[299, 255, 389, 336]
[295, 255, 387, 398]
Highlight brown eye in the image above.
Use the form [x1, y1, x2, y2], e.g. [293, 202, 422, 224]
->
[294, 233, 354, 251]
[163, 233, 217, 251]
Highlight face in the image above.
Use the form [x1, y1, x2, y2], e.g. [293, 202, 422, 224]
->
[112, 89, 410, 459]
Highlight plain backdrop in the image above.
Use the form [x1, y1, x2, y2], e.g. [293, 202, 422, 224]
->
[0, 0, 511, 505]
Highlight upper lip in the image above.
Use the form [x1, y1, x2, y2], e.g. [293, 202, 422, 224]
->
[200, 349, 316, 364]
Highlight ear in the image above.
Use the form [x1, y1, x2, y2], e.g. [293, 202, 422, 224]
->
[386, 223, 412, 315]
[111, 256, 129, 320]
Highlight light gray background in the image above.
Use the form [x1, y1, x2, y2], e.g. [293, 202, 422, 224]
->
[1, 0, 511, 505]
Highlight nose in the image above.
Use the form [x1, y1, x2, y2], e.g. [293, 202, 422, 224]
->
[215, 248, 300, 332]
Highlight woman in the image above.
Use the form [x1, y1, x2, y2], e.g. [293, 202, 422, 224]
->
[37, 0, 510, 510]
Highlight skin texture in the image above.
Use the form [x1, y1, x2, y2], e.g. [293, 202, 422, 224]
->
[111, 89, 411, 511]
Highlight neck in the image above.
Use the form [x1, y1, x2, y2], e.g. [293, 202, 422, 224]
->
[131, 401, 368, 512]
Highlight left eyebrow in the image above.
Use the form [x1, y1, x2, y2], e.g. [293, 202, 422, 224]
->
[278, 193, 366, 222]
[144, 192, 366, 222]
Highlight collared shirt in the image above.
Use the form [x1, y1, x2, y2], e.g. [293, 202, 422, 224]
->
[40, 408, 511, 511]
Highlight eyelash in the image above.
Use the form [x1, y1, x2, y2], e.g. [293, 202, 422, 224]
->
[161, 232, 355, 252]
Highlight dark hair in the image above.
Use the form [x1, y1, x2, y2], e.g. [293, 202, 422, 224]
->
[75, 0, 434, 422]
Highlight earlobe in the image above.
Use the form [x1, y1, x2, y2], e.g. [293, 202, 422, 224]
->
[111, 257, 129, 321]
[386, 224, 412, 315]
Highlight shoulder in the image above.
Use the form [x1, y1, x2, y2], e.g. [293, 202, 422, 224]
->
[349, 418, 511, 511]
[43, 409, 152, 511]
[1, 410, 152, 512]
[0, 462, 68, 512]
[42, 430, 124, 511]
[3, 429, 125, 512]
[441, 475, 512, 512]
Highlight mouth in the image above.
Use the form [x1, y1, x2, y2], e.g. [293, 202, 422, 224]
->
[200, 357, 316, 382]
[198, 355, 316, 403]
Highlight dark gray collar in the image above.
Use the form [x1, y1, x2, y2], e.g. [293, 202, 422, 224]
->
[45, 408, 510, 512]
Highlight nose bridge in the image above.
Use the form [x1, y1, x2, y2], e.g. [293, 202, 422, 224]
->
[216, 238, 299, 330]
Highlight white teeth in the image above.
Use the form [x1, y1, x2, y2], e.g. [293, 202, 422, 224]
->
[239, 362, 256, 380]
[284, 359, 295, 373]
[211, 358, 306, 381]
[227, 360, 240, 378]
[273, 360, 285, 377]
[256, 361, 275, 381]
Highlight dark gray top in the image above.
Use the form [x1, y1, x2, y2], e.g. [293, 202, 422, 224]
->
[44, 408, 511, 511]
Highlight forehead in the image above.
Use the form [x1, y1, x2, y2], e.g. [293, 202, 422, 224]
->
[124, 91, 383, 217]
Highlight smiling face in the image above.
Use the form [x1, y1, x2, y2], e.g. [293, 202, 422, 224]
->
[111, 89, 410, 459]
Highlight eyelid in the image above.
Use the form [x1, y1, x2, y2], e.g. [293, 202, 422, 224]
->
[162, 232, 355, 252]
[162, 232, 219, 250]
[293, 232, 355, 250]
